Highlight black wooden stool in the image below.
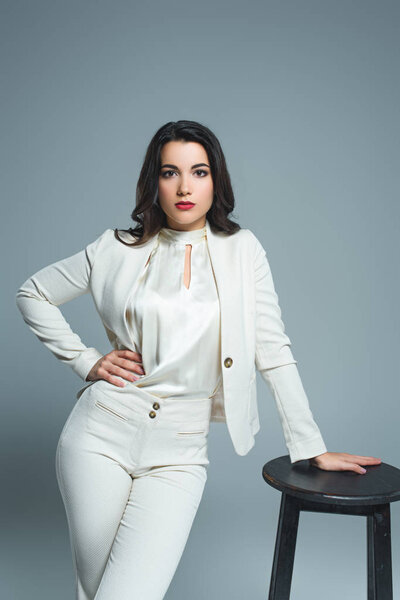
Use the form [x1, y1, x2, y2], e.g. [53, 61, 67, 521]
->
[262, 455, 400, 599]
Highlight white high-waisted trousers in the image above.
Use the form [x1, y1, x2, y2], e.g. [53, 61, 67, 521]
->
[55, 380, 212, 600]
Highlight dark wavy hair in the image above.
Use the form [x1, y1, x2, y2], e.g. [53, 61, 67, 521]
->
[114, 120, 241, 247]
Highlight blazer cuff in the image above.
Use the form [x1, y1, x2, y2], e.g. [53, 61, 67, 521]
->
[71, 348, 104, 381]
[287, 435, 328, 464]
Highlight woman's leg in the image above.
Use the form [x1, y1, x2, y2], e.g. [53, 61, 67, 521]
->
[94, 464, 207, 600]
[56, 439, 133, 600]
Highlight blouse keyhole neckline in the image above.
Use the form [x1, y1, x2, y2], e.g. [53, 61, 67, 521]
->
[183, 244, 192, 290]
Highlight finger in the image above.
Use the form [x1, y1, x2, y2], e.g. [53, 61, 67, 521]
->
[108, 364, 143, 383]
[349, 463, 367, 474]
[104, 374, 128, 388]
[97, 367, 127, 388]
[114, 356, 145, 376]
[344, 455, 381, 463]
[116, 349, 143, 363]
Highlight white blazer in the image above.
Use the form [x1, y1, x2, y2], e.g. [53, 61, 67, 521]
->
[15, 219, 327, 462]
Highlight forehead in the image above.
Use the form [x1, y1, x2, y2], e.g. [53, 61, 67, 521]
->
[160, 140, 209, 165]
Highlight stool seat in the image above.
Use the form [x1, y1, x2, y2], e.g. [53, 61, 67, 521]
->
[262, 455, 400, 600]
[262, 454, 400, 506]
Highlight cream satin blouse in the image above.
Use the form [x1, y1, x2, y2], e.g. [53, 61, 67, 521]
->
[125, 223, 222, 400]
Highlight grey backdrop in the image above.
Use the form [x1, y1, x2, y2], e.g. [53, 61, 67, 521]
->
[2, 0, 399, 598]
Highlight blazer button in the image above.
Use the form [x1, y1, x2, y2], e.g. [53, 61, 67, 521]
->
[149, 411, 157, 418]
[152, 402, 160, 410]
[224, 357, 233, 368]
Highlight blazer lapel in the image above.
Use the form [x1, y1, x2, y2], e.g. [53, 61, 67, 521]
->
[205, 219, 247, 358]
[205, 219, 234, 347]
[107, 231, 159, 351]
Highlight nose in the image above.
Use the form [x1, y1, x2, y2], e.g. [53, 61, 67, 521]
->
[177, 174, 192, 196]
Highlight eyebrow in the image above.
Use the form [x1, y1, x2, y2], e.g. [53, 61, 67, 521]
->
[160, 163, 210, 170]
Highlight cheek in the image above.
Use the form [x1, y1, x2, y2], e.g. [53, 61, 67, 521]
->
[158, 179, 175, 201]
[158, 178, 167, 194]
[197, 178, 214, 201]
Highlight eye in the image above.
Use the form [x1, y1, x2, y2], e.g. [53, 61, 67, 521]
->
[160, 169, 209, 178]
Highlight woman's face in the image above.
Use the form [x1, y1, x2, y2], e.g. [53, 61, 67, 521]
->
[158, 140, 214, 230]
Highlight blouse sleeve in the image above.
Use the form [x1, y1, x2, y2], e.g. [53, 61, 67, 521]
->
[251, 233, 327, 463]
[15, 228, 111, 381]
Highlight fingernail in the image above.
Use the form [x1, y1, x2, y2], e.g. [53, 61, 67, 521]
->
[361, 468, 366, 473]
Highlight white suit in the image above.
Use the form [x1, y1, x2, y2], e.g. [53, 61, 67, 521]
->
[15, 218, 327, 463]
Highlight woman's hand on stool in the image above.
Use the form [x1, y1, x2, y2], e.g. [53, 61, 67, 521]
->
[309, 452, 382, 474]
[86, 349, 146, 387]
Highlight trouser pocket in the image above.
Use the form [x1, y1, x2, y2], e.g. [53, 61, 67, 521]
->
[176, 429, 206, 436]
[94, 399, 129, 422]
[174, 419, 210, 438]
[86, 388, 132, 437]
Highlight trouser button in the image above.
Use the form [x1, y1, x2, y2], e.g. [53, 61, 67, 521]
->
[149, 410, 156, 418]
[152, 402, 160, 410]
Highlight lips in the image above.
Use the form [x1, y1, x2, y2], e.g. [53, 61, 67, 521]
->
[175, 201, 195, 210]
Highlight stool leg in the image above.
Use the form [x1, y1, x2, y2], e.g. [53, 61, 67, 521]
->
[367, 503, 393, 600]
[268, 492, 300, 600]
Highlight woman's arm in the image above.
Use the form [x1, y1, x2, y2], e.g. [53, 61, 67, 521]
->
[258, 363, 327, 463]
[251, 234, 327, 463]
[15, 228, 111, 381]
[251, 233, 381, 474]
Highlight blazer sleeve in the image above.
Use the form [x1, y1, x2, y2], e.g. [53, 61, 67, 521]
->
[15, 228, 112, 382]
[253, 236, 298, 371]
[259, 364, 327, 463]
[251, 234, 327, 463]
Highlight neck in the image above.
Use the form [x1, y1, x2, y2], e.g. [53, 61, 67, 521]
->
[164, 217, 207, 232]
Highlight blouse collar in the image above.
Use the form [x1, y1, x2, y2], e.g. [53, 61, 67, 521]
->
[159, 223, 207, 246]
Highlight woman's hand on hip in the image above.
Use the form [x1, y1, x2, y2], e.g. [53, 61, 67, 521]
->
[86, 350, 146, 387]
[309, 452, 381, 474]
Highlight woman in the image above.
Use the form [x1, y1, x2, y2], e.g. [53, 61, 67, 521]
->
[15, 120, 381, 600]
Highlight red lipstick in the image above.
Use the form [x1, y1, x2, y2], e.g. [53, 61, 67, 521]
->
[175, 201, 195, 210]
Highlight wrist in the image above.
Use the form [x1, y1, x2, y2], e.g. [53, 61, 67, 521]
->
[309, 452, 327, 464]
